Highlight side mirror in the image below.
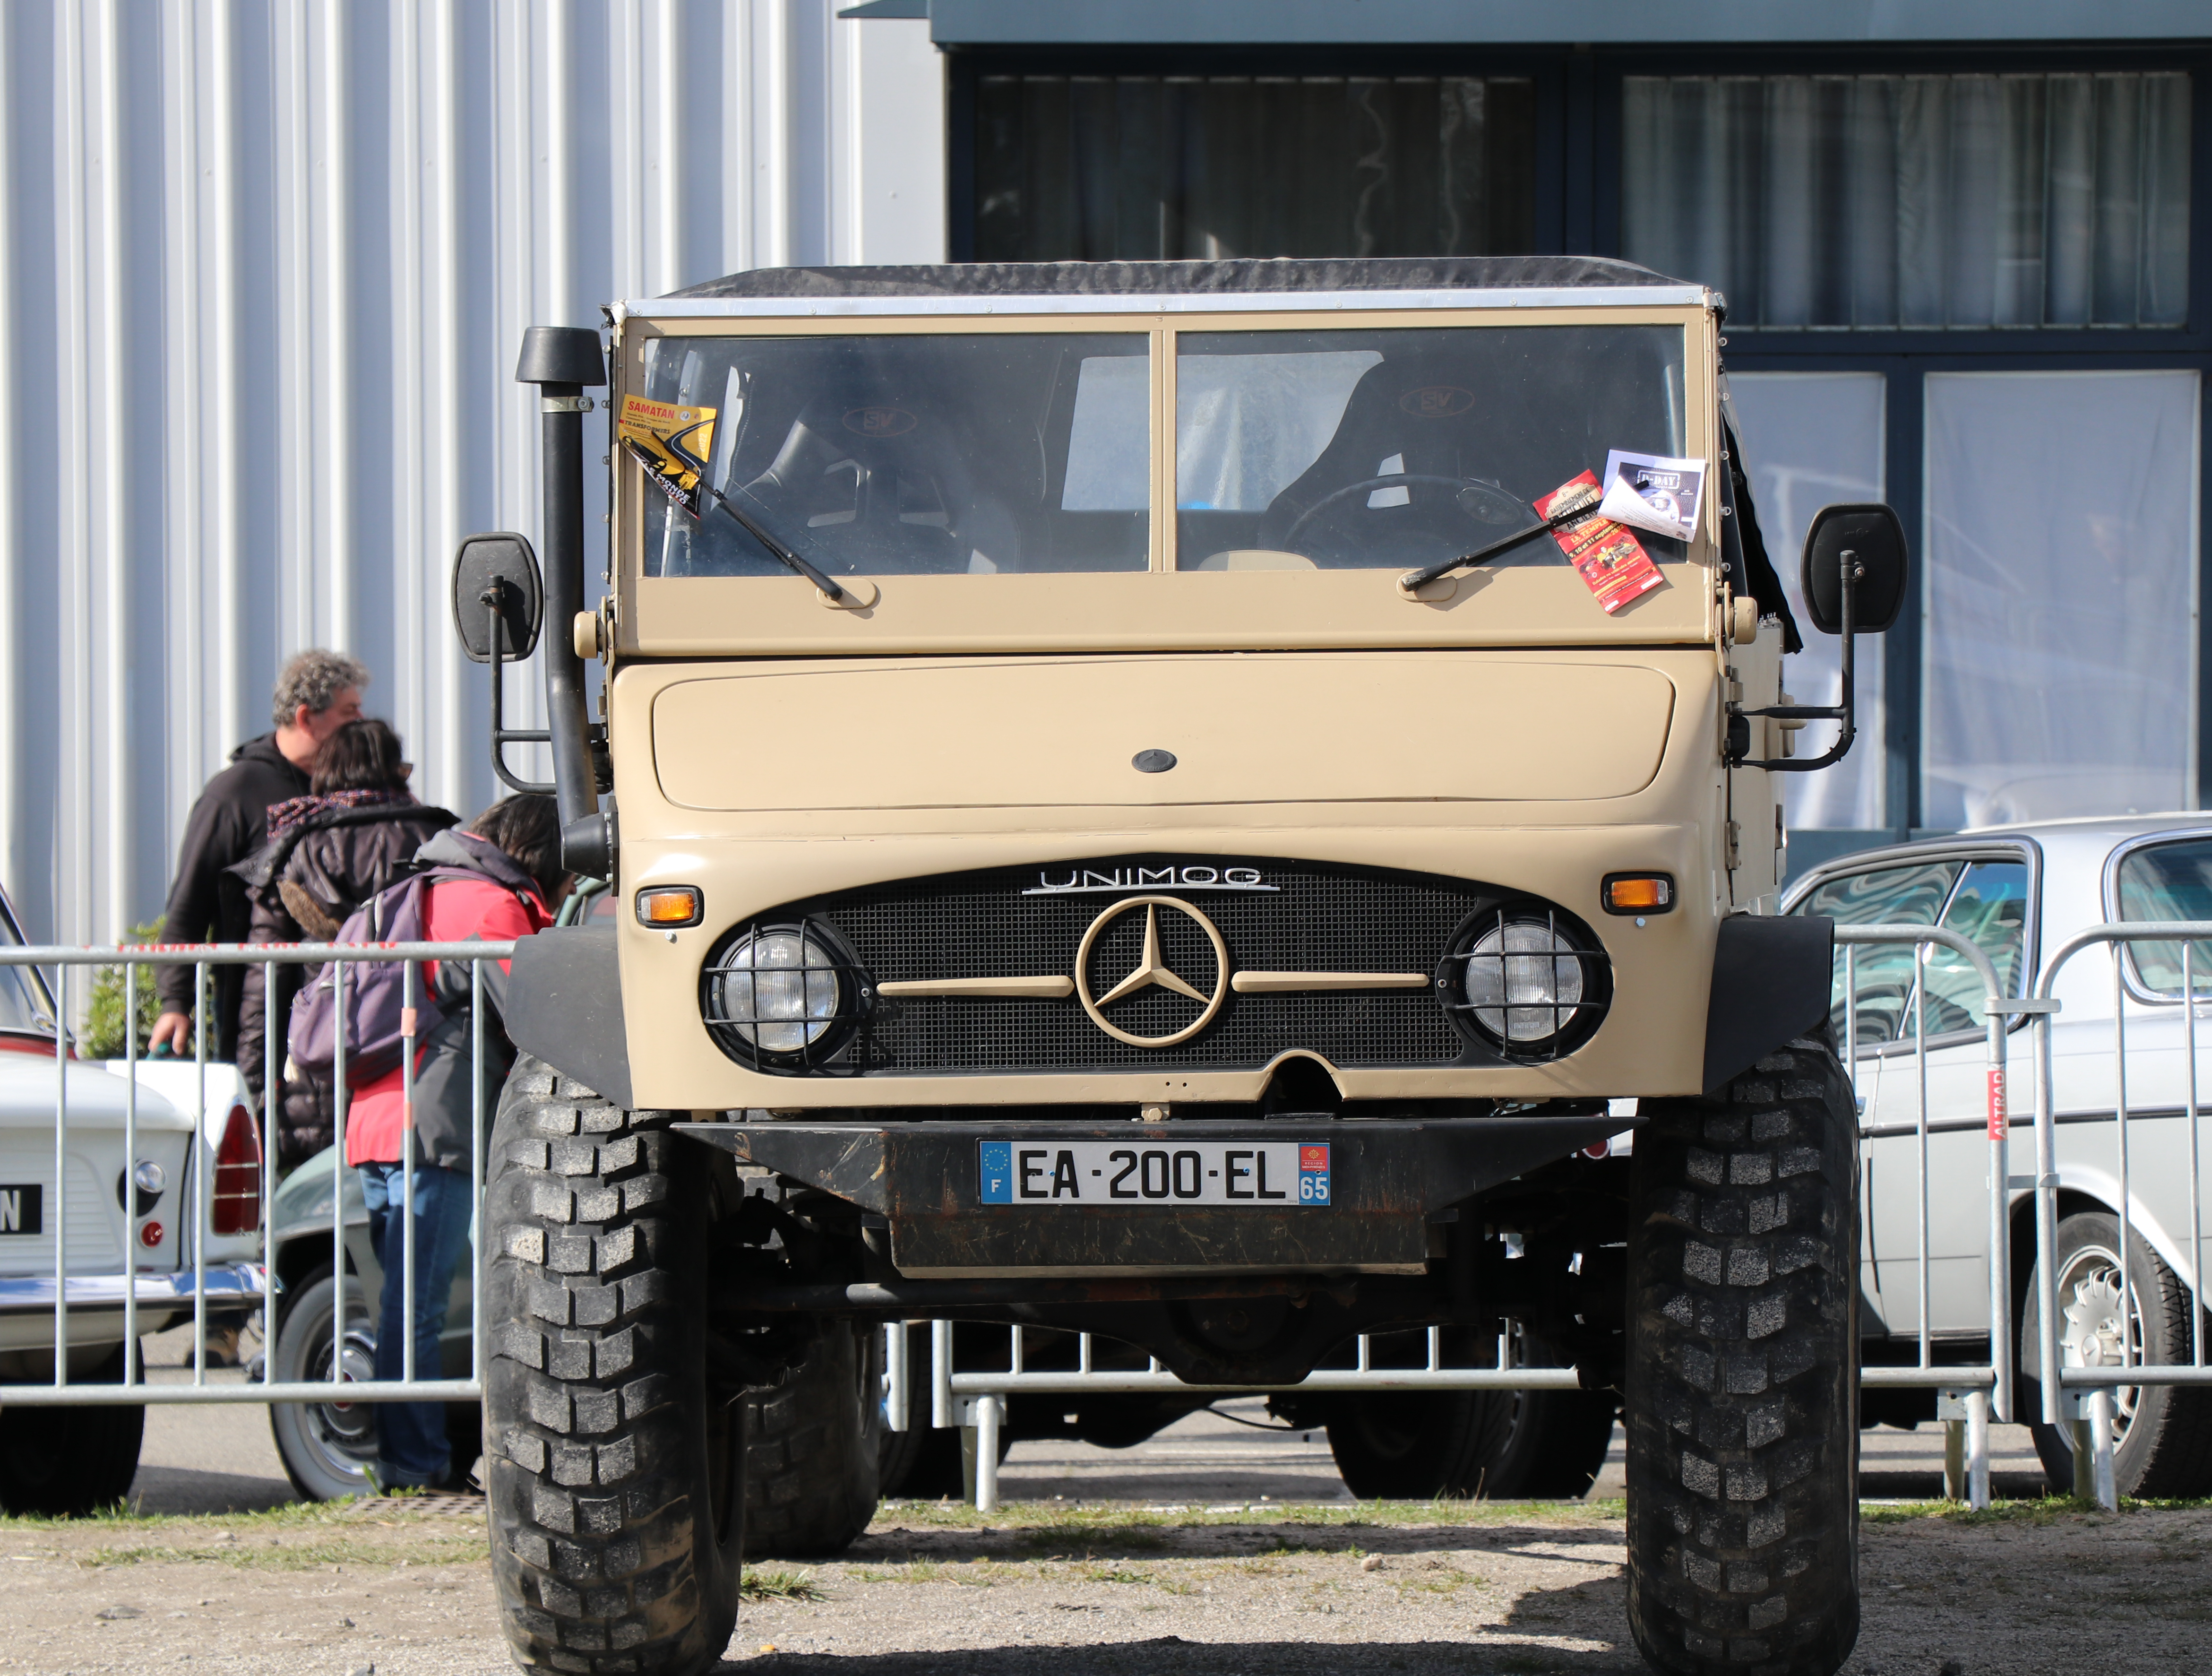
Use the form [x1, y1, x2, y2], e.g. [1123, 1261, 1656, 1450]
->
[451, 533, 543, 663]
[1800, 503, 1908, 635]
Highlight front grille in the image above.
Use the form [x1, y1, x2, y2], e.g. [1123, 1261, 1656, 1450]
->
[713, 854, 1594, 1077]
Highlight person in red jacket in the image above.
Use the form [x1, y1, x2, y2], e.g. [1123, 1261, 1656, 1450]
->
[345, 795, 565, 1491]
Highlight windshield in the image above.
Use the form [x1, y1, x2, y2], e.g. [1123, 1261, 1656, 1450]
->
[638, 333, 1151, 578]
[1175, 325, 1687, 570]
[0, 897, 50, 1035]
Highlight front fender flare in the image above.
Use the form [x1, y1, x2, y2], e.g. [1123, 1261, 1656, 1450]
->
[1703, 913, 1833, 1093]
[506, 925, 634, 1109]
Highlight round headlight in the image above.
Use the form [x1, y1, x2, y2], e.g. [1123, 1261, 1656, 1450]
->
[1464, 919, 1586, 1041]
[1440, 904, 1609, 1058]
[707, 924, 845, 1057]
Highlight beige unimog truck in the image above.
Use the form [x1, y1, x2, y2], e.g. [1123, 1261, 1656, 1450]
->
[452, 256, 1907, 1676]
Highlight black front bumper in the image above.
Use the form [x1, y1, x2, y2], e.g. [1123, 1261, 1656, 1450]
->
[674, 1112, 1626, 1277]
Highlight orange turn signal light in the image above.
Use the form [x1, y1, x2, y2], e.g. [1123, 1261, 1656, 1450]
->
[636, 886, 704, 929]
[1602, 873, 1675, 915]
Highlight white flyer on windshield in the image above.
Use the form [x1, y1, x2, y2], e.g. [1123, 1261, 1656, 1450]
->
[1597, 449, 1706, 542]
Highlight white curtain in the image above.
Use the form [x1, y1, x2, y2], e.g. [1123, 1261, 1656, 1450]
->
[1623, 73, 2191, 329]
[1924, 370, 2200, 828]
[1727, 373, 1888, 829]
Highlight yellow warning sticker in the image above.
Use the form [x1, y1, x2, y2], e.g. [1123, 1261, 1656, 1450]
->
[617, 395, 717, 515]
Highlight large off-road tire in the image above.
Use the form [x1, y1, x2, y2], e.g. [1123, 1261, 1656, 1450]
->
[0, 1343, 144, 1515]
[1625, 1029, 1860, 1676]
[744, 1318, 882, 1556]
[483, 1058, 745, 1676]
[2023, 1210, 2212, 1498]
[1326, 1328, 1617, 1500]
[268, 1267, 379, 1500]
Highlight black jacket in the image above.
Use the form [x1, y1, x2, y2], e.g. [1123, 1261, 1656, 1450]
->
[229, 797, 459, 1168]
[155, 734, 312, 1054]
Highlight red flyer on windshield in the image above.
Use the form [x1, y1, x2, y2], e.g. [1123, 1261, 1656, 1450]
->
[1535, 471, 1665, 614]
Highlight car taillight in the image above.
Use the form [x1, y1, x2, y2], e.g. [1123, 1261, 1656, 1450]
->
[211, 1103, 262, 1235]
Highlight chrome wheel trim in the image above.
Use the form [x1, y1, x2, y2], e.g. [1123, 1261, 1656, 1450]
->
[2056, 1241, 2143, 1449]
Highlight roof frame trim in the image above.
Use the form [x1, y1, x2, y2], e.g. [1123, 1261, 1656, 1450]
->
[628, 285, 1714, 320]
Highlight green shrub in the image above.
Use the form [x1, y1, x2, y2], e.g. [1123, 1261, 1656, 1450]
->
[80, 919, 169, 1060]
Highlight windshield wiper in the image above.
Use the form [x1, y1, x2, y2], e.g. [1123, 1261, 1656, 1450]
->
[1396, 501, 1590, 595]
[621, 434, 846, 601]
[700, 482, 847, 602]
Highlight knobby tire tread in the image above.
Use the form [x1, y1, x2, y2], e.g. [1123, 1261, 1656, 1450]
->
[483, 1058, 741, 1676]
[1626, 1031, 1860, 1676]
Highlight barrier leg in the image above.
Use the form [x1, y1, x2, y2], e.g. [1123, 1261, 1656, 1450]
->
[2071, 1417, 2097, 1502]
[1943, 1419, 1966, 1503]
[975, 1395, 1002, 1514]
[931, 1318, 953, 1430]
[1966, 1390, 1991, 1510]
[2088, 1390, 2118, 1510]
[886, 1322, 909, 1433]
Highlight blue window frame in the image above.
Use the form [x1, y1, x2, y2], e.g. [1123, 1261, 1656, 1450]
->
[952, 43, 2212, 851]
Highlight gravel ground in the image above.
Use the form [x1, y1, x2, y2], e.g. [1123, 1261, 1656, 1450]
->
[3, 1494, 2210, 1676]
[6, 1325, 2181, 1674]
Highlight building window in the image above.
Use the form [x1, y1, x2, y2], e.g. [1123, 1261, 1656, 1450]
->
[973, 75, 1535, 261]
[1922, 369, 2200, 827]
[1622, 73, 2191, 329]
[1727, 371, 1888, 830]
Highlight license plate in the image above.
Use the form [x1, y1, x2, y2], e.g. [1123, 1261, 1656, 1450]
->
[978, 1140, 1329, 1207]
[0, 1183, 43, 1235]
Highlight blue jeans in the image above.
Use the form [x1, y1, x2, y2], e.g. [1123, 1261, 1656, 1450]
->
[359, 1160, 474, 1487]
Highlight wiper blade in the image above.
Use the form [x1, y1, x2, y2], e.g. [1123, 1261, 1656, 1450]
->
[700, 482, 848, 602]
[1396, 501, 1589, 596]
[621, 433, 847, 601]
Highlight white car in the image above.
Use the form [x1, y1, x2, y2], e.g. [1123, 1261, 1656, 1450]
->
[1783, 815, 2212, 1498]
[0, 890, 266, 1514]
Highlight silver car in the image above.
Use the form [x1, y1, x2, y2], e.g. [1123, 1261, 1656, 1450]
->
[1784, 816, 2212, 1497]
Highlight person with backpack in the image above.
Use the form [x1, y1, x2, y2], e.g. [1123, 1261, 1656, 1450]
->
[331, 794, 566, 1491]
[230, 718, 457, 1169]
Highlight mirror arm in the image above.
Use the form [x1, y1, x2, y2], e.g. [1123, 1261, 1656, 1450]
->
[1733, 549, 1861, 773]
[484, 585, 557, 796]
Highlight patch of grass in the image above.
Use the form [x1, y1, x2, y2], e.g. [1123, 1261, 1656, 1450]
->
[1860, 1495, 2212, 1527]
[0, 1497, 489, 1572]
[871, 1497, 1624, 1536]
[741, 1568, 824, 1603]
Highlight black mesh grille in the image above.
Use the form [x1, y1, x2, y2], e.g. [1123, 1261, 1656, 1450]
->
[745, 856, 1517, 1076]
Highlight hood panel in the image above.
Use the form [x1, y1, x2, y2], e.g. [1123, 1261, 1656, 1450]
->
[653, 654, 1677, 812]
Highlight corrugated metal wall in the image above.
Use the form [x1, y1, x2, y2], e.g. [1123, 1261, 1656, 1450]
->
[0, 0, 945, 948]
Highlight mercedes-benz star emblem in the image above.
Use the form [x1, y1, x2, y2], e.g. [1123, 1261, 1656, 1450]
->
[1074, 895, 1229, 1047]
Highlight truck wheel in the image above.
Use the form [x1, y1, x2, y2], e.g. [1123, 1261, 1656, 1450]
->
[1325, 1328, 1617, 1500]
[1625, 1029, 1860, 1676]
[2023, 1210, 2212, 1498]
[267, 1267, 379, 1500]
[0, 1343, 144, 1515]
[745, 1319, 883, 1556]
[483, 1057, 744, 1676]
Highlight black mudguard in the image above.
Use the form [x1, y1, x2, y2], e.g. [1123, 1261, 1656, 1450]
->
[506, 925, 634, 1109]
[1702, 912, 1834, 1093]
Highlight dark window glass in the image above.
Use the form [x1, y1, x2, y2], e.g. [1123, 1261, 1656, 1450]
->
[638, 334, 1150, 578]
[1794, 861, 1962, 1045]
[1623, 73, 2190, 329]
[1173, 325, 1687, 570]
[2115, 838, 2212, 995]
[973, 75, 1535, 261]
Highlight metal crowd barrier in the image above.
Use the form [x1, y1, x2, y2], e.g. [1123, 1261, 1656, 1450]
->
[12, 926, 2211, 1520]
[2027, 925, 2212, 1509]
[0, 940, 511, 1408]
[899, 924, 2043, 1515]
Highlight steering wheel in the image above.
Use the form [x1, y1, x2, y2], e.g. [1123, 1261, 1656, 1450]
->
[1282, 474, 1531, 553]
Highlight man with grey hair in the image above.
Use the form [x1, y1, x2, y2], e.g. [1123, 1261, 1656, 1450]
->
[150, 650, 369, 1059]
